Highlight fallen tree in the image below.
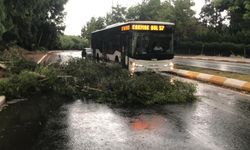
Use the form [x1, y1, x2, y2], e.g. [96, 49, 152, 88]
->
[0, 56, 197, 105]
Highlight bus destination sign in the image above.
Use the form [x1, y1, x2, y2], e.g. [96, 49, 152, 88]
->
[121, 24, 165, 31]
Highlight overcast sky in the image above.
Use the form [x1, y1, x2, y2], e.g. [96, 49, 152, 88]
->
[64, 0, 205, 35]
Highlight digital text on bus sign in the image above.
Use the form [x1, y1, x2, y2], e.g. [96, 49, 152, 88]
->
[121, 24, 166, 31]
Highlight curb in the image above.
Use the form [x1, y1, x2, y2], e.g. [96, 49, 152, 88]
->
[37, 51, 55, 64]
[175, 56, 250, 64]
[0, 64, 7, 70]
[0, 96, 6, 107]
[37, 54, 48, 64]
[170, 69, 250, 93]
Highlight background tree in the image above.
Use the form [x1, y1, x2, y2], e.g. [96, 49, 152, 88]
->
[106, 4, 127, 25]
[213, 0, 250, 32]
[58, 35, 88, 50]
[199, 1, 227, 33]
[81, 17, 105, 46]
[1, 0, 68, 50]
[175, 0, 196, 40]
[126, 0, 161, 21]
[126, 5, 141, 20]
[0, 0, 5, 40]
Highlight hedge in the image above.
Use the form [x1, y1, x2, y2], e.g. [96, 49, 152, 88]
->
[176, 41, 250, 58]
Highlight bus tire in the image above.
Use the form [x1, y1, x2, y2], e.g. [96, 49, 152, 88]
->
[115, 56, 119, 63]
[96, 54, 100, 62]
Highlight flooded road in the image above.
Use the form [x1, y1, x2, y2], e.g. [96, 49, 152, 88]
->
[1, 51, 250, 150]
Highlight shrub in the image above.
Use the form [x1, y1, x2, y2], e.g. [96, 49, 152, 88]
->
[63, 59, 197, 105]
[0, 71, 39, 98]
[245, 45, 250, 58]
[176, 41, 248, 57]
[99, 72, 197, 105]
[1, 57, 197, 105]
[0, 47, 37, 74]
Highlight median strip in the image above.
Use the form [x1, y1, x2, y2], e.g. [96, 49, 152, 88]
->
[170, 69, 250, 93]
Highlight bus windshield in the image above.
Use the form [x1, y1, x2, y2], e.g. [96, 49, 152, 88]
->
[132, 32, 173, 57]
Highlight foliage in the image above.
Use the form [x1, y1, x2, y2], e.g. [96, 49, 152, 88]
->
[0, 56, 197, 105]
[0, 0, 68, 50]
[64, 59, 197, 105]
[58, 35, 88, 50]
[127, 0, 162, 21]
[81, 17, 105, 46]
[100, 72, 196, 105]
[0, 71, 39, 98]
[176, 41, 250, 57]
[199, 1, 227, 33]
[106, 4, 127, 25]
[0, 0, 5, 39]
[0, 47, 37, 74]
[169, 0, 197, 41]
[82, 0, 198, 43]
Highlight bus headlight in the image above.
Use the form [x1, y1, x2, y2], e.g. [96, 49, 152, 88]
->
[169, 62, 174, 67]
[132, 62, 143, 67]
[132, 62, 136, 67]
[136, 64, 143, 67]
[169, 62, 174, 70]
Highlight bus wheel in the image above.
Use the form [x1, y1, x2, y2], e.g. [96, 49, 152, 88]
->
[115, 56, 119, 63]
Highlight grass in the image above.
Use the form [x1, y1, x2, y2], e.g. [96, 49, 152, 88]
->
[176, 64, 250, 82]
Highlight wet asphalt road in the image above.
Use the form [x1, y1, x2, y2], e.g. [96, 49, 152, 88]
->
[1, 51, 250, 150]
[174, 58, 250, 75]
[28, 74, 250, 150]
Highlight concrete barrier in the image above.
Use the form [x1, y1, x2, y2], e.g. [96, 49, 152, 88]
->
[170, 69, 250, 93]
[0, 96, 6, 107]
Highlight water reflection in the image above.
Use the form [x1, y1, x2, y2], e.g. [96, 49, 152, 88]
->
[2, 95, 250, 150]
[131, 115, 165, 131]
[58, 100, 207, 150]
[0, 95, 67, 150]
[66, 100, 130, 150]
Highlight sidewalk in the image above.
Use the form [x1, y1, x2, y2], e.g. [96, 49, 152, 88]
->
[175, 55, 250, 64]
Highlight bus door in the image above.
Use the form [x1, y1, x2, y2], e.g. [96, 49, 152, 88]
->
[121, 33, 130, 68]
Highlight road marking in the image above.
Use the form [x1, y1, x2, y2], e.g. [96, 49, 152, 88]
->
[37, 53, 48, 64]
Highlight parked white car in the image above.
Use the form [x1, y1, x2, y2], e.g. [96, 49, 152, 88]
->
[82, 48, 93, 58]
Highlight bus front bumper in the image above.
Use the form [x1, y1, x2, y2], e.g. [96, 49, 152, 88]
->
[129, 61, 174, 73]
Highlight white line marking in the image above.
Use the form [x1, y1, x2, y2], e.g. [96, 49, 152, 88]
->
[37, 54, 48, 64]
